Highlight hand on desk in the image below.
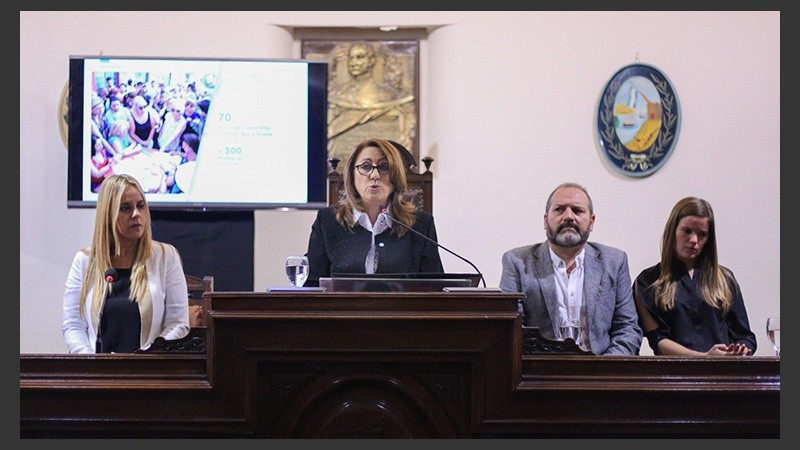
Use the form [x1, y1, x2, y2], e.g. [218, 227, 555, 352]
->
[707, 342, 751, 356]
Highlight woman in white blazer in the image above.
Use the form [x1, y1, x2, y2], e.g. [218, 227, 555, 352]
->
[62, 174, 189, 353]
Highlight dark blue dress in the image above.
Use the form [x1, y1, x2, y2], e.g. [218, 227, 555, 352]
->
[97, 268, 141, 353]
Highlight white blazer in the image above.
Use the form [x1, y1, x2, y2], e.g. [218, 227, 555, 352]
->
[61, 241, 190, 353]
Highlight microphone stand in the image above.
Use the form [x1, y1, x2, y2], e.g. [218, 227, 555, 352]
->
[97, 268, 118, 353]
[382, 209, 487, 287]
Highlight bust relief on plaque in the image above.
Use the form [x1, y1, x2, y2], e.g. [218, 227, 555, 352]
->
[302, 38, 420, 172]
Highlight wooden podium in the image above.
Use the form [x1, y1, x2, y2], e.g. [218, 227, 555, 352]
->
[20, 291, 780, 438]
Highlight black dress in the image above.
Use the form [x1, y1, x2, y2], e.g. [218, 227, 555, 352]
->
[97, 268, 142, 353]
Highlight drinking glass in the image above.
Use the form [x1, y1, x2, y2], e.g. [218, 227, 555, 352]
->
[766, 317, 780, 357]
[285, 256, 309, 288]
[559, 318, 581, 342]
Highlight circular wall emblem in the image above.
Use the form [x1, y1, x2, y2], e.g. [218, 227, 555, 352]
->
[59, 82, 69, 149]
[596, 63, 680, 177]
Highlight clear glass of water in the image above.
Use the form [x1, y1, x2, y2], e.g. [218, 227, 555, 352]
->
[285, 256, 309, 288]
[766, 317, 780, 357]
[559, 318, 581, 342]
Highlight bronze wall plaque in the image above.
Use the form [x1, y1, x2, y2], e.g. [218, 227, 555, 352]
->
[300, 32, 422, 172]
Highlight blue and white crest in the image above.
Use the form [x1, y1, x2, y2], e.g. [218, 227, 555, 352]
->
[596, 63, 680, 178]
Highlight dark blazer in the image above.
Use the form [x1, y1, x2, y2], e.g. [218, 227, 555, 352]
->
[305, 206, 444, 287]
[499, 242, 642, 355]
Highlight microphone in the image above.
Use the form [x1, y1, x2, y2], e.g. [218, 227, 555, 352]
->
[104, 268, 118, 283]
[96, 268, 117, 353]
[382, 208, 486, 287]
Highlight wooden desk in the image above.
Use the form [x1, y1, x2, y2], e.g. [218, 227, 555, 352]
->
[20, 291, 779, 438]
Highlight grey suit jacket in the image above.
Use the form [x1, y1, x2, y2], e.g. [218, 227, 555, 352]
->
[499, 242, 642, 355]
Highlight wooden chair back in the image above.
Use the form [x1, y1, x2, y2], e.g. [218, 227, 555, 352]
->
[185, 274, 214, 327]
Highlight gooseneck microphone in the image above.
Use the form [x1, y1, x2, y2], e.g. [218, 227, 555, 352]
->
[382, 208, 486, 287]
[97, 268, 117, 353]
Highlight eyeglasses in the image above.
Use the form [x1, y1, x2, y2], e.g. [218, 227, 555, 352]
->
[171, 109, 182, 113]
[356, 162, 390, 176]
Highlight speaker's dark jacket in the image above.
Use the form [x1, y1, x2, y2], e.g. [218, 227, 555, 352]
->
[305, 206, 444, 287]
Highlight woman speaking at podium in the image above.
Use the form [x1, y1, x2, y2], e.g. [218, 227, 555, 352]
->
[304, 139, 444, 287]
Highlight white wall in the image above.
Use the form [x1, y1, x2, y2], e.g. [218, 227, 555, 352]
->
[20, 11, 780, 355]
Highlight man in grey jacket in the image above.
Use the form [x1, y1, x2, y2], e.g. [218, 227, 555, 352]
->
[500, 182, 642, 355]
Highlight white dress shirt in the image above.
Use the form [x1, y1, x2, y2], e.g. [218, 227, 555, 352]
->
[549, 246, 589, 351]
[353, 208, 391, 274]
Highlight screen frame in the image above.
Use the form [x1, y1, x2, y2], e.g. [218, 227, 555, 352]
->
[67, 55, 329, 211]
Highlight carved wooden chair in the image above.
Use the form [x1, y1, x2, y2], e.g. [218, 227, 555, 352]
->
[133, 274, 213, 354]
[185, 274, 214, 327]
[521, 326, 594, 355]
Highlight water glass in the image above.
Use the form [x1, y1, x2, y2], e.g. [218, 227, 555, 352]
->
[559, 319, 581, 342]
[766, 317, 780, 357]
[285, 256, 309, 288]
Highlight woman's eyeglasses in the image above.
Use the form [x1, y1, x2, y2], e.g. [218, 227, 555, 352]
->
[356, 162, 390, 176]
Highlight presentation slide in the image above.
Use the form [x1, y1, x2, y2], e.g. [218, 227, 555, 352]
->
[81, 58, 311, 206]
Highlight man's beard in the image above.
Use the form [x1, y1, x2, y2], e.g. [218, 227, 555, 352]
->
[547, 223, 589, 248]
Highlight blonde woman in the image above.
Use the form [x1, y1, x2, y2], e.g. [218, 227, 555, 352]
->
[108, 118, 141, 158]
[61, 174, 190, 353]
[157, 101, 187, 153]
